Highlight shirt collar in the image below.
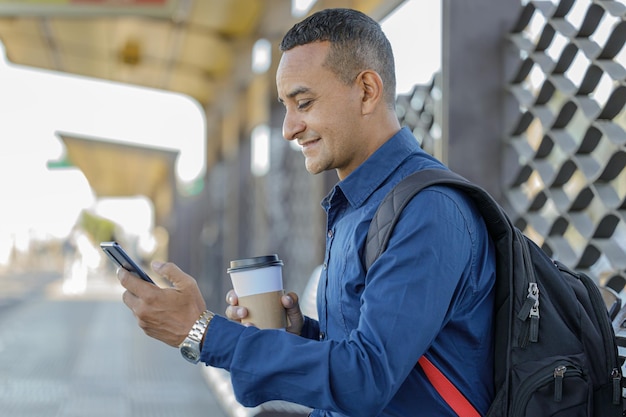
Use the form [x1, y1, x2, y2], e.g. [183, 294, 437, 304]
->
[337, 127, 421, 208]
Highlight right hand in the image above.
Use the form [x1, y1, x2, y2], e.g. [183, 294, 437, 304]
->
[119, 261, 206, 347]
[225, 289, 304, 335]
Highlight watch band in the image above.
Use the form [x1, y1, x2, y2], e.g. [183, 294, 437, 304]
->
[187, 310, 214, 344]
[179, 310, 214, 364]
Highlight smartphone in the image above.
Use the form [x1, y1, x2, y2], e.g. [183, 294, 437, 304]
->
[100, 241, 156, 285]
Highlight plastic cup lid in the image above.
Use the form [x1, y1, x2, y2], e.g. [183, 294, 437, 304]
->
[227, 254, 283, 273]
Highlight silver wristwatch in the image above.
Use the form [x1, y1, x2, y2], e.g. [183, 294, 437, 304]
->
[179, 310, 214, 364]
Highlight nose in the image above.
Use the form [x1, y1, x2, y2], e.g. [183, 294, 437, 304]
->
[282, 109, 305, 141]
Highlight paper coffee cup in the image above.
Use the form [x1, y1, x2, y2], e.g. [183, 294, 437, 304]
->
[227, 255, 287, 329]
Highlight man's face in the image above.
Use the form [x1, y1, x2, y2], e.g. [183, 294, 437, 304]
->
[276, 41, 365, 179]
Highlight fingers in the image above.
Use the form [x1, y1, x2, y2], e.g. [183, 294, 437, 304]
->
[225, 289, 248, 322]
[118, 267, 156, 297]
[224, 289, 303, 333]
[225, 305, 248, 321]
[117, 262, 207, 347]
[226, 289, 238, 306]
[121, 288, 138, 311]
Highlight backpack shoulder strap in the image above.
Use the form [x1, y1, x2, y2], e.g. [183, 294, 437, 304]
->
[365, 168, 511, 271]
[364, 169, 515, 415]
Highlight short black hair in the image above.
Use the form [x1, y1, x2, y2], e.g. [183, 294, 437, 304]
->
[280, 8, 396, 107]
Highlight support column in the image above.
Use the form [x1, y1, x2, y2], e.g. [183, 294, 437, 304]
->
[442, 0, 521, 200]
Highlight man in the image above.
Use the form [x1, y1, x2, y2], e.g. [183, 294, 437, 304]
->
[119, 8, 496, 416]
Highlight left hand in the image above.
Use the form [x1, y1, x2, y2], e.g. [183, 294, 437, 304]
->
[225, 289, 304, 335]
[118, 261, 207, 347]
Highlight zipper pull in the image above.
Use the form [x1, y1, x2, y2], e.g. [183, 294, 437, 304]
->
[529, 303, 539, 343]
[517, 282, 539, 321]
[611, 368, 621, 405]
[554, 365, 566, 402]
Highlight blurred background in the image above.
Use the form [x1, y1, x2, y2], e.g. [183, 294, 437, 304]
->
[2, 0, 626, 416]
[0, 0, 441, 308]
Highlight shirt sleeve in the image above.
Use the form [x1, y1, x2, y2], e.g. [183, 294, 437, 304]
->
[201, 188, 483, 416]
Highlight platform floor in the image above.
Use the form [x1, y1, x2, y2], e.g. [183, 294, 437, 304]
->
[0, 270, 228, 417]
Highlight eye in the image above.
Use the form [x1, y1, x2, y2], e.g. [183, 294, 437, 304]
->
[297, 99, 312, 110]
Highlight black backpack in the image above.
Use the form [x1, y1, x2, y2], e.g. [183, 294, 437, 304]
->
[365, 168, 624, 417]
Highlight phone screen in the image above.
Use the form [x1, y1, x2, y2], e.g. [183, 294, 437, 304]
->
[100, 241, 156, 285]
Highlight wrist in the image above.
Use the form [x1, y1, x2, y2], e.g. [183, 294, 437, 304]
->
[179, 310, 214, 364]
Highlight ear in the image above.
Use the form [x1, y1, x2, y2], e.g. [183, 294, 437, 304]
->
[356, 70, 384, 115]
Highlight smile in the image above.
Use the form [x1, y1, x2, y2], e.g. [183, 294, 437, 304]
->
[299, 138, 320, 149]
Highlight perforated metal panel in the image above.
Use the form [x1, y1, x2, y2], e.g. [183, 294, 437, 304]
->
[396, 73, 444, 161]
[505, 0, 626, 286]
[394, 1, 626, 288]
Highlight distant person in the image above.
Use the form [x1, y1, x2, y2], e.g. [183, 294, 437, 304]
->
[118, 8, 495, 416]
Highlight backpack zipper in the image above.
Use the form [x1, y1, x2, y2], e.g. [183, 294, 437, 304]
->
[516, 230, 539, 347]
[511, 362, 585, 417]
[567, 265, 622, 405]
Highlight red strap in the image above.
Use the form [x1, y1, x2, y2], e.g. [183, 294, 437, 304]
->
[418, 356, 481, 417]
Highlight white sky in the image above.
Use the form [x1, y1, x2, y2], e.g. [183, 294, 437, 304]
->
[0, 58, 206, 182]
[383, 0, 441, 94]
[0, 51, 206, 246]
[0, 0, 441, 254]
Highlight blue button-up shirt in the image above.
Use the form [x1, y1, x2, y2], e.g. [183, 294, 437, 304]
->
[203, 128, 495, 416]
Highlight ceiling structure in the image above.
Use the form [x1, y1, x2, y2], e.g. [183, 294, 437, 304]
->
[0, 0, 404, 222]
[0, 0, 403, 108]
[58, 132, 179, 226]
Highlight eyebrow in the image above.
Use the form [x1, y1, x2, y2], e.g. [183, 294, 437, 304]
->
[278, 86, 312, 103]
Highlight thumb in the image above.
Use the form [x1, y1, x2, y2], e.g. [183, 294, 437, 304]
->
[151, 261, 206, 315]
[283, 292, 304, 335]
[151, 261, 190, 288]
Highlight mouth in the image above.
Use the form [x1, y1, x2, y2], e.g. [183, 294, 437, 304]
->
[298, 138, 320, 149]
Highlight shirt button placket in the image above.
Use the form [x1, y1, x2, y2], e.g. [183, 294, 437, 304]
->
[321, 228, 334, 339]
[324, 229, 333, 269]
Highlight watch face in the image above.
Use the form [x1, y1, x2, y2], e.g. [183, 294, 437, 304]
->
[181, 344, 200, 363]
